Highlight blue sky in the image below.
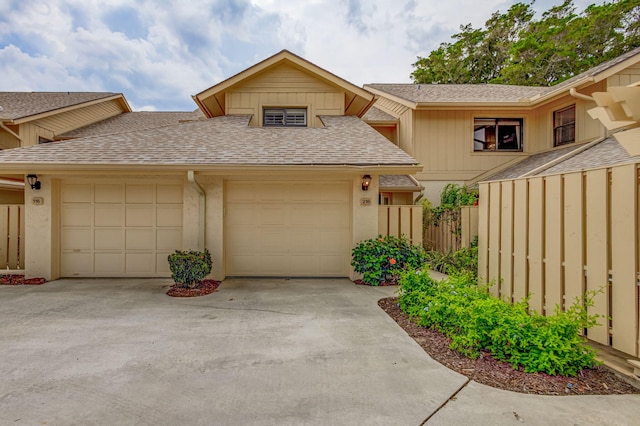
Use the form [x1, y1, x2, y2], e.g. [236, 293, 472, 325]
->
[0, 0, 597, 111]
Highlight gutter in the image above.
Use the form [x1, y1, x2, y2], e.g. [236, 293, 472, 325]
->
[187, 170, 206, 251]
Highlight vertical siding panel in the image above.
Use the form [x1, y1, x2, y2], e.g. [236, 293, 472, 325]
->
[544, 175, 564, 312]
[585, 169, 610, 345]
[400, 208, 411, 240]
[528, 177, 545, 314]
[513, 179, 529, 303]
[478, 183, 490, 284]
[500, 181, 514, 301]
[7, 205, 20, 269]
[610, 165, 638, 356]
[563, 173, 585, 313]
[411, 206, 423, 246]
[488, 182, 502, 297]
[389, 207, 400, 237]
[19, 205, 25, 269]
[378, 206, 388, 236]
[0, 207, 8, 268]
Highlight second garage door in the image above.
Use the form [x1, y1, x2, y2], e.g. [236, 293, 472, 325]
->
[225, 181, 351, 277]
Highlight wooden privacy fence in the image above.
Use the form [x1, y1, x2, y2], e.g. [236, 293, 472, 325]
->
[378, 205, 423, 246]
[478, 163, 640, 358]
[0, 205, 25, 270]
[424, 206, 479, 253]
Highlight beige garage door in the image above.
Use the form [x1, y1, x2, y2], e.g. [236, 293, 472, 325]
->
[225, 181, 351, 276]
[60, 183, 183, 277]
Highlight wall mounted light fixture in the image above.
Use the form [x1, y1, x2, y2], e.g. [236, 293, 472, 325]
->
[361, 174, 372, 191]
[26, 174, 41, 190]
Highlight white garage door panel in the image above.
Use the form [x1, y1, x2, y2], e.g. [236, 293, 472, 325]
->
[94, 229, 123, 250]
[61, 183, 183, 277]
[95, 205, 123, 226]
[95, 253, 124, 273]
[225, 181, 351, 277]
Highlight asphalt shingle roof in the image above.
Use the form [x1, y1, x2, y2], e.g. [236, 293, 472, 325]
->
[0, 92, 120, 120]
[367, 47, 640, 105]
[379, 175, 418, 188]
[0, 115, 419, 167]
[539, 136, 640, 175]
[59, 111, 204, 138]
[362, 106, 397, 122]
[485, 144, 584, 181]
[365, 84, 549, 104]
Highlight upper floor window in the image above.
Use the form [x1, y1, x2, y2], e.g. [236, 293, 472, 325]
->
[553, 105, 575, 147]
[474, 118, 523, 152]
[263, 108, 307, 127]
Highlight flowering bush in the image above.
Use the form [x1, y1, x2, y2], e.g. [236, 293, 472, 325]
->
[351, 235, 426, 285]
[167, 249, 212, 288]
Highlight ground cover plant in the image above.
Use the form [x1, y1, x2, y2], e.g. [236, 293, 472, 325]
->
[351, 235, 427, 286]
[397, 270, 601, 376]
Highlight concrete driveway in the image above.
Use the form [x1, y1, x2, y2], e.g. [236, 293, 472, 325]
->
[2, 278, 640, 426]
[0, 278, 465, 425]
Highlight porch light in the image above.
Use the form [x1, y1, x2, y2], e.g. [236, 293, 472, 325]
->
[361, 175, 372, 191]
[26, 174, 41, 190]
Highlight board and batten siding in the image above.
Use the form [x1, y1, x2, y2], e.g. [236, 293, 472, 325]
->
[226, 63, 344, 127]
[412, 109, 527, 182]
[607, 63, 640, 86]
[19, 99, 125, 146]
[527, 87, 602, 153]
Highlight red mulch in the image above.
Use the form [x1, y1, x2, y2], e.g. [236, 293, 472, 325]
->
[379, 297, 640, 396]
[0, 275, 46, 285]
[353, 279, 398, 287]
[166, 279, 221, 297]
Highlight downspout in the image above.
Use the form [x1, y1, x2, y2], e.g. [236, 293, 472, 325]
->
[187, 171, 206, 251]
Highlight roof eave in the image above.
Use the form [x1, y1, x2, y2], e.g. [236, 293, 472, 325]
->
[0, 163, 423, 175]
[364, 86, 418, 110]
[195, 50, 376, 115]
[10, 94, 131, 124]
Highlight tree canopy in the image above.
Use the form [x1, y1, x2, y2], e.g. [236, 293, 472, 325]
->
[411, 0, 640, 86]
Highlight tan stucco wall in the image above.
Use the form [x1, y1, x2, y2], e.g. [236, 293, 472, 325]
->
[25, 175, 60, 280]
[21, 172, 386, 281]
[350, 174, 379, 279]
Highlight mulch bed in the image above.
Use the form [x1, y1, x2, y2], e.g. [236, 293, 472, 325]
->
[0, 275, 46, 285]
[166, 279, 221, 297]
[379, 297, 640, 396]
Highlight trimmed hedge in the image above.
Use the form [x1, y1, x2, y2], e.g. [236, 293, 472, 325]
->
[168, 249, 212, 288]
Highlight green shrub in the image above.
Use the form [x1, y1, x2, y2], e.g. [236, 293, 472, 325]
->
[425, 237, 478, 278]
[167, 249, 212, 288]
[351, 235, 427, 286]
[398, 270, 600, 376]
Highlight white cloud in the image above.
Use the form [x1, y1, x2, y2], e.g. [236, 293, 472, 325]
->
[0, 0, 601, 110]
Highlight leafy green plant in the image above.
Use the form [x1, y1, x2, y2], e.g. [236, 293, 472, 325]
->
[167, 249, 212, 288]
[425, 237, 478, 278]
[398, 270, 601, 376]
[351, 235, 427, 286]
[428, 184, 478, 226]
